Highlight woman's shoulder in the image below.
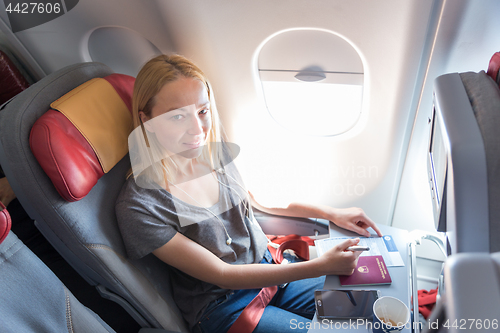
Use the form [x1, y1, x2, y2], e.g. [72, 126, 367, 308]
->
[116, 176, 141, 202]
[115, 175, 180, 233]
[114, 176, 179, 260]
[115, 175, 169, 209]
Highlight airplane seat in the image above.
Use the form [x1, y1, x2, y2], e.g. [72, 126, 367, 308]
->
[0, 48, 31, 105]
[0, 62, 188, 332]
[419, 52, 500, 331]
[429, 51, 500, 254]
[0, 202, 116, 332]
[460, 68, 500, 254]
[422, 252, 500, 333]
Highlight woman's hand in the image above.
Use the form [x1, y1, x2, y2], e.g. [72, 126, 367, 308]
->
[325, 207, 383, 237]
[313, 238, 362, 276]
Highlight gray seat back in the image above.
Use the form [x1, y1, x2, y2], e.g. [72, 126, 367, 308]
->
[0, 62, 188, 332]
[459, 71, 500, 253]
[432, 71, 500, 253]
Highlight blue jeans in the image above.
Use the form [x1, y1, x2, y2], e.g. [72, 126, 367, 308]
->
[195, 249, 325, 333]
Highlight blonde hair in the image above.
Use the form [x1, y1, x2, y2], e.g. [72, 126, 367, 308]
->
[128, 54, 225, 185]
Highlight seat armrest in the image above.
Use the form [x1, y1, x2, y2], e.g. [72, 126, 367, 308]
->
[253, 210, 329, 236]
[443, 253, 500, 333]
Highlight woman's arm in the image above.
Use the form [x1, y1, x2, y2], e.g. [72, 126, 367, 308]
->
[153, 232, 361, 290]
[249, 192, 383, 237]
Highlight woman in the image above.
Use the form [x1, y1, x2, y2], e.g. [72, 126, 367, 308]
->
[116, 54, 383, 333]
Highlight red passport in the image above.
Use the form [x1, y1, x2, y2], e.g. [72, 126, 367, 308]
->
[339, 255, 392, 286]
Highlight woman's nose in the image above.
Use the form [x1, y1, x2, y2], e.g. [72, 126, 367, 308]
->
[187, 115, 204, 135]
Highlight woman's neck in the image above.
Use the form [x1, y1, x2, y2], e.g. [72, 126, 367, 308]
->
[174, 158, 196, 175]
[170, 157, 212, 185]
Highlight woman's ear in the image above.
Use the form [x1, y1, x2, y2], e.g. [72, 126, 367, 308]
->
[139, 111, 154, 133]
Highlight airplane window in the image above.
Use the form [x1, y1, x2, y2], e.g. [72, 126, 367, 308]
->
[257, 29, 364, 136]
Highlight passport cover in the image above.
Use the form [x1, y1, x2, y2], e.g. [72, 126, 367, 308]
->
[339, 255, 392, 286]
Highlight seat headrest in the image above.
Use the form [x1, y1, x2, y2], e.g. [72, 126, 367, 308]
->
[30, 73, 135, 202]
[0, 202, 11, 244]
[0, 50, 30, 105]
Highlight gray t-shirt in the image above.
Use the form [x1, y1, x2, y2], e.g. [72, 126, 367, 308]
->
[115, 161, 269, 330]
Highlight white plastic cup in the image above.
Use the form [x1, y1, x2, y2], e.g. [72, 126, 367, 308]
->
[372, 296, 410, 333]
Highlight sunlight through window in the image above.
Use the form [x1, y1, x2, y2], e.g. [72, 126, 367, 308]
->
[262, 80, 363, 136]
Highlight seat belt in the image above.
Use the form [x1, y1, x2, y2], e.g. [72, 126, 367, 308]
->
[226, 285, 278, 333]
[227, 235, 313, 333]
[266, 234, 313, 264]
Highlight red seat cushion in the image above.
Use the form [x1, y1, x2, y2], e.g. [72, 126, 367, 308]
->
[487, 52, 500, 87]
[0, 202, 11, 244]
[0, 50, 30, 105]
[30, 74, 135, 202]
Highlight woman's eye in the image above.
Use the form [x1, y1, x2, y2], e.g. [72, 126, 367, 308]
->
[199, 109, 209, 115]
[171, 114, 184, 120]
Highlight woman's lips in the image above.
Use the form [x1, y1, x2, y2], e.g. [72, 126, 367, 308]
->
[183, 141, 202, 149]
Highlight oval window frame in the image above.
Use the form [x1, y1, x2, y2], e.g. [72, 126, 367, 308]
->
[255, 28, 366, 137]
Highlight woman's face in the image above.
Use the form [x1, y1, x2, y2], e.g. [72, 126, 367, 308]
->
[140, 77, 211, 160]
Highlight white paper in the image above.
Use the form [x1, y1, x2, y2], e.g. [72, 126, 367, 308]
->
[314, 235, 404, 267]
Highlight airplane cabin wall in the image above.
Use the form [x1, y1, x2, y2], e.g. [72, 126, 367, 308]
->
[155, 0, 437, 226]
[393, 0, 500, 234]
